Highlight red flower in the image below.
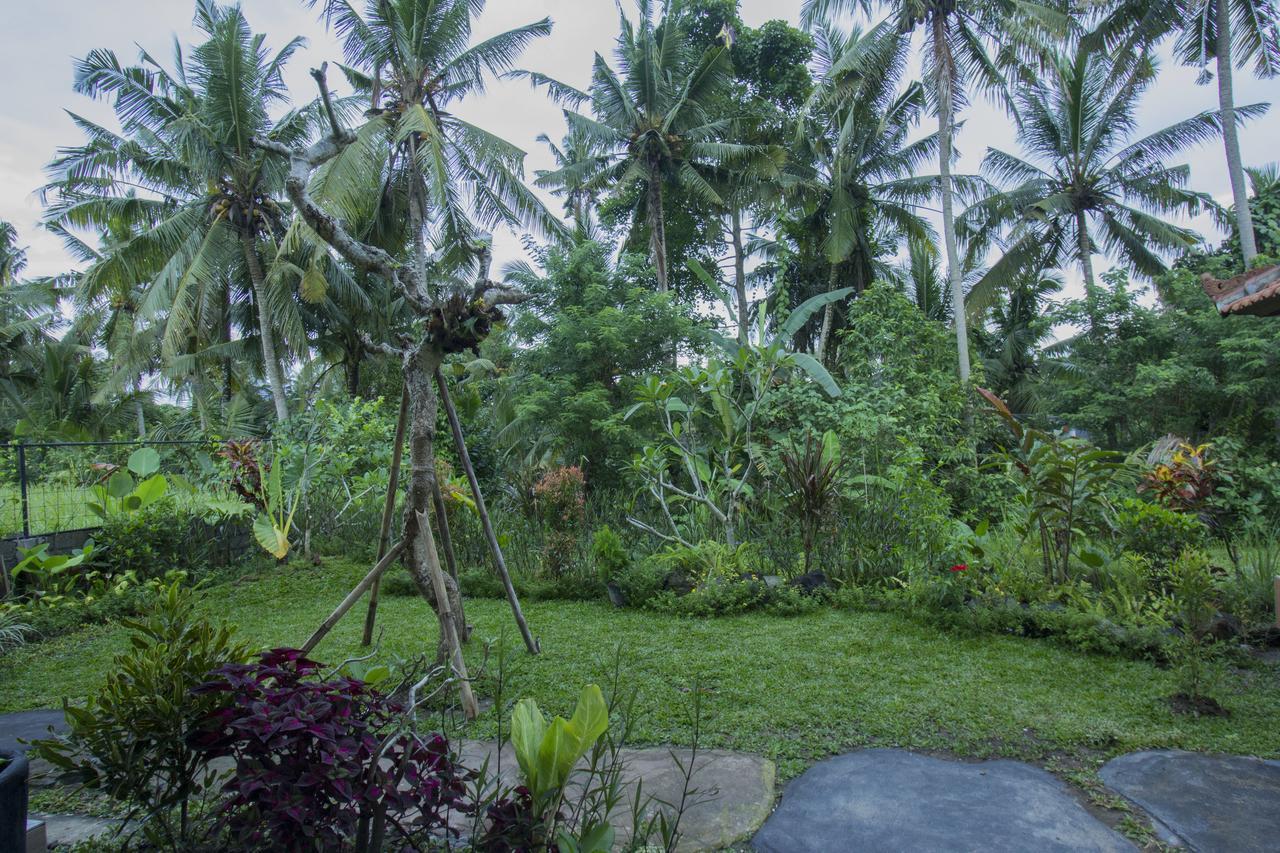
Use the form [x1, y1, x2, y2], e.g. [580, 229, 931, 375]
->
[949, 563, 968, 573]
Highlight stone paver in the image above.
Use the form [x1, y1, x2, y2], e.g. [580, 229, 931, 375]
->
[35, 813, 122, 848]
[460, 740, 774, 852]
[0, 709, 65, 756]
[752, 749, 1133, 853]
[1100, 750, 1280, 852]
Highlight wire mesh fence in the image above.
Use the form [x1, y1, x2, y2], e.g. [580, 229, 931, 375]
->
[0, 440, 228, 540]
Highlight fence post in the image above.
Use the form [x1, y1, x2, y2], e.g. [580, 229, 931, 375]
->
[16, 444, 29, 539]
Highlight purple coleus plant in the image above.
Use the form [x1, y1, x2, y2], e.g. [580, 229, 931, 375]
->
[190, 648, 472, 851]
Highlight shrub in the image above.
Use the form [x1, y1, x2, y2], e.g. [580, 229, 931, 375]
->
[589, 524, 629, 584]
[190, 648, 473, 851]
[533, 465, 587, 576]
[91, 504, 225, 580]
[614, 557, 667, 609]
[33, 583, 251, 848]
[1115, 498, 1208, 568]
[1169, 549, 1227, 707]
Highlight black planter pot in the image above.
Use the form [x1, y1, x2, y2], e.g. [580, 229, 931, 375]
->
[0, 748, 29, 853]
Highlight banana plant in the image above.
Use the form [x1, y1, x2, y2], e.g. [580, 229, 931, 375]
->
[86, 448, 168, 520]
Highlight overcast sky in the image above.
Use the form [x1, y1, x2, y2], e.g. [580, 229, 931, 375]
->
[2, 1, 1277, 300]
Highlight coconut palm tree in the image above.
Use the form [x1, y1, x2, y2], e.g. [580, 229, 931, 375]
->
[307, 0, 562, 286]
[891, 234, 952, 323]
[802, 0, 1061, 382]
[43, 0, 312, 423]
[1175, 0, 1279, 266]
[1099, 0, 1279, 267]
[525, 0, 771, 294]
[963, 41, 1262, 294]
[789, 21, 970, 362]
[973, 268, 1065, 414]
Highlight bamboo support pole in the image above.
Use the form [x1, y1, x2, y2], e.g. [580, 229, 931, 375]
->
[435, 367, 539, 654]
[431, 477, 468, 641]
[416, 509, 478, 719]
[302, 542, 405, 655]
[362, 388, 410, 646]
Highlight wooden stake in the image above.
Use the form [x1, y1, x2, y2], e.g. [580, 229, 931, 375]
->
[1274, 576, 1279, 628]
[416, 509, 478, 719]
[431, 476, 468, 642]
[435, 367, 539, 654]
[363, 388, 410, 646]
[302, 542, 405, 655]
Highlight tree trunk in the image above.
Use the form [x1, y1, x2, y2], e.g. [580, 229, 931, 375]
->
[731, 207, 749, 343]
[934, 18, 971, 384]
[1076, 209, 1097, 292]
[648, 163, 668, 293]
[1216, 0, 1258, 266]
[815, 262, 840, 363]
[401, 349, 468, 667]
[239, 232, 290, 423]
[346, 355, 361, 398]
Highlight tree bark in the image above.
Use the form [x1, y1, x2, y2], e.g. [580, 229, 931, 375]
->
[363, 387, 409, 646]
[400, 350, 468, 667]
[239, 232, 290, 423]
[934, 17, 971, 384]
[731, 207, 749, 343]
[648, 163, 669, 293]
[1216, 0, 1259, 266]
[1077, 209, 1097, 292]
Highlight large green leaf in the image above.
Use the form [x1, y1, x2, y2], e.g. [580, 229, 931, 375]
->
[789, 352, 842, 397]
[510, 697, 548, 790]
[106, 470, 135, 500]
[127, 447, 161, 477]
[132, 473, 168, 508]
[253, 512, 290, 559]
[779, 287, 855, 342]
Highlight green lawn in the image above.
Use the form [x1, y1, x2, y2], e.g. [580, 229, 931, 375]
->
[2, 556, 1278, 779]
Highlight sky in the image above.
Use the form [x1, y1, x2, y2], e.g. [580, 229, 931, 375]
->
[1, 0, 1278, 302]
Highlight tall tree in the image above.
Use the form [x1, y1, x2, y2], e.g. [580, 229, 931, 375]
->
[45, 1, 314, 423]
[526, 0, 768, 294]
[292, 0, 561, 659]
[803, 0, 1059, 382]
[1101, 0, 1279, 267]
[1175, 0, 1280, 266]
[964, 41, 1261, 294]
[790, 21, 956, 363]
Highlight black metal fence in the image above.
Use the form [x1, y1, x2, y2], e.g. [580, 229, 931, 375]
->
[0, 439, 226, 540]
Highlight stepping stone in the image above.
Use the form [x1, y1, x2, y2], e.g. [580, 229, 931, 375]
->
[1100, 750, 1280, 851]
[458, 740, 775, 851]
[0, 709, 66, 756]
[35, 813, 121, 848]
[752, 749, 1133, 853]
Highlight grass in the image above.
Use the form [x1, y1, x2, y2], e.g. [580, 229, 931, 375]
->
[2, 555, 1278, 780]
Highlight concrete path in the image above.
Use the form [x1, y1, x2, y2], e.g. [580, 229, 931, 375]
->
[460, 740, 775, 852]
[752, 749, 1132, 853]
[1100, 750, 1280, 852]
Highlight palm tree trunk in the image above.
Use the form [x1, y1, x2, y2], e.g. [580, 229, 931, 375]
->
[731, 207, 749, 343]
[732, 208, 747, 343]
[648, 164, 669, 293]
[1076, 210, 1097, 291]
[816, 262, 840, 363]
[933, 18, 971, 383]
[1215, 0, 1258, 266]
[239, 232, 289, 423]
